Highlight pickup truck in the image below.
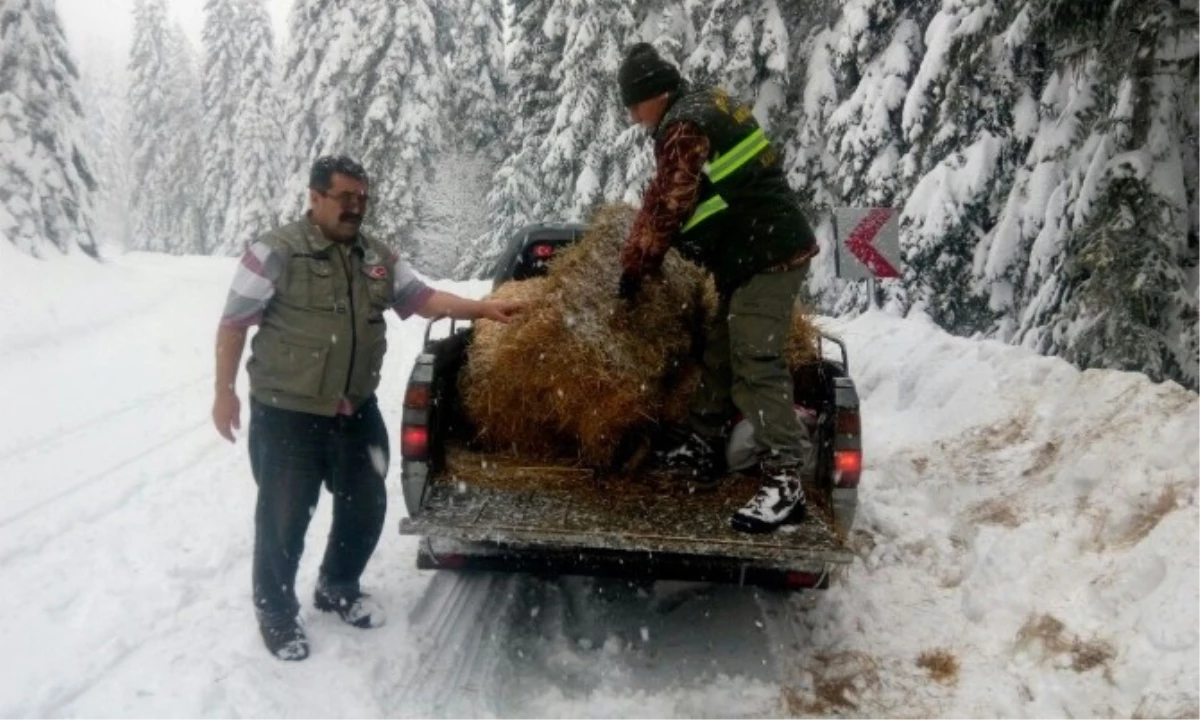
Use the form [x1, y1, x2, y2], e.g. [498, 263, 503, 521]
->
[397, 223, 862, 591]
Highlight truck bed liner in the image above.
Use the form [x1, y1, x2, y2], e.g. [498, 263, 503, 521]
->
[400, 448, 853, 567]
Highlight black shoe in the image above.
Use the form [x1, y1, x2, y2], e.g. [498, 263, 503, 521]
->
[314, 586, 387, 629]
[259, 618, 309, 661]
[655, 430, 727, 489]
[730, 462, 806, 533]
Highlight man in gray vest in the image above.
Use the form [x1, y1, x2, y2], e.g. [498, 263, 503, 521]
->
[211, 156, 522, 661]
[615, 44, 819, 534]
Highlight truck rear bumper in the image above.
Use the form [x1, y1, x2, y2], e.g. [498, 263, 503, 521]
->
[411, 536, 833, 591]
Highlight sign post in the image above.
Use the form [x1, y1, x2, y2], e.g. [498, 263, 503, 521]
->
[833, 207, 902, 308]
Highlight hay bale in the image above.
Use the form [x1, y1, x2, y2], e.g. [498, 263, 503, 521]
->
[460, 202, 826, 468]
[460, 203, 712, 465]
[459, 277, 565, 458]
[786, 303, 822, 368]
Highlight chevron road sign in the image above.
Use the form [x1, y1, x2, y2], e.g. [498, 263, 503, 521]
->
[834, 207, 901, 281]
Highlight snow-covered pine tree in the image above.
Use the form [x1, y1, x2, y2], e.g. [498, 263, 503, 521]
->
[755, 0, 790, 124]
[581, 0, 648, 213]
[199, 0, 242, 251]
[774, 0, 835, 182]
[538, 0, 637, 220]
[1017, 0, 1198, 389]
[784, 0, 924, 315]
[1180, 15, 1200, 378]
[416, 153, 493, 277]
[220, 0, 284, 255]
[685, 0, 789, 119]
[455, 0, 566, 278]
[415, 0, 507, 277]
[635, 0, 692, 65]
[447, 0, 508, 159]
[128, 0, 171, 249]
[687, 0, 756, 98]
[1011, 53, 1110, 356]
[977, 7, 1075, 342]
[459, 142, 541, 278]
[824, 0, 921, 208]
[128, 1, 204, 253]
[77, 40, 133, 253]
[602, 126, 654, 207]
[1061, 155, 1196, 387]
[899, 0, 1032, 335]
[973, 2, 1056, 339]
[161, 23, 205, 254]
[278, 0, 366, 221]
[354, 0, 445, 257]
[0, 0, 98, 257]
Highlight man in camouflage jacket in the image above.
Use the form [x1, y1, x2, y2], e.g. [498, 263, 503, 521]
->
[617, 44, 819, 534]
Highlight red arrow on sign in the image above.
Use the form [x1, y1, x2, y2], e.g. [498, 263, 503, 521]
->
[845, 208, 901, 279]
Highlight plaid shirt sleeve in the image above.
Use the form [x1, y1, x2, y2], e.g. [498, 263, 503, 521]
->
[388, 252, 435, 319]
[219, 240, 283, 328]
[221, 242, 436, 326]
[621, 121, 711, 276]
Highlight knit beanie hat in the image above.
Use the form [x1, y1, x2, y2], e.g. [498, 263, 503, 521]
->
[617, 43, 682, 107]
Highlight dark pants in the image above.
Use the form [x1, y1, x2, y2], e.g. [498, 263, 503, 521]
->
[248, 397, 389, 627]
[689, 268, 814, 473]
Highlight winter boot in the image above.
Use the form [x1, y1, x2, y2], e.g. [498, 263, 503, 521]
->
[730, 461, 806, 533]
[655, 429, 727, 490]
[314, 585, 387, 629]
[259, 618, 309, 661]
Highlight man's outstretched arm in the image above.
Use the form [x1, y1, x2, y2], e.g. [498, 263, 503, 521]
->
[416, 290, 523, 323]
[387, 252, 524, 323]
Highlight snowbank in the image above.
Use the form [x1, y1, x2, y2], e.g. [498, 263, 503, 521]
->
[815, 310, 1199, 717]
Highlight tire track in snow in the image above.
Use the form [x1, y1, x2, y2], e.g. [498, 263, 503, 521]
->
[494, 577, 784, 715]
[0, 418, 211, 532]
[0, 375, 208, 463]
[0, 428, 246, 717]
[385, 570, 525, 717]
[0, 420, 225, 580]
[34, 637, 145, 717]
[0, 286, 177, 360]
[379, 572, 786, 716]
[755, 589, 812, 683]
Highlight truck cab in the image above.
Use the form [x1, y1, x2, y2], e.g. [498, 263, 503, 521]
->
[486, 222, 586, 286]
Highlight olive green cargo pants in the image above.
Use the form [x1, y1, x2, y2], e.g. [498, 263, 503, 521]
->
[689, 267, 813, 470]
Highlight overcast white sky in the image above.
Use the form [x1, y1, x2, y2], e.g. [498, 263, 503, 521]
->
[56, 0, 294, 59]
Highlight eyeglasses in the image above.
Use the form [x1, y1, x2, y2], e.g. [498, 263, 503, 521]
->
[319, 189, 370, 208]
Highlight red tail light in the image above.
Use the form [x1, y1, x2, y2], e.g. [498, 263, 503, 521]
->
[833, 449, 862, 487]
[786, 571, 823, 589]
[433, 553, 466, 569]
[531, 243, 555, 259]
[401, 425, 428, 459]
[405, 385, 430, 408]
[836, 411, 860, 435]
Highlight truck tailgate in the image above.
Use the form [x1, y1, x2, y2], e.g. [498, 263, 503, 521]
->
[399, 448, 853, 567]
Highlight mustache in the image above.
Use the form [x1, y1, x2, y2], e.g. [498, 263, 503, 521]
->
[339, 212, 363, 224]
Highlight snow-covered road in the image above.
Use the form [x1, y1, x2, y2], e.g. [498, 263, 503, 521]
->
[1, 246, 1195, 717]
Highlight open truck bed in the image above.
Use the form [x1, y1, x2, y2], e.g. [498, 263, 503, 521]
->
[400, 447, 852, 589]
[396, 322, 861, 592]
